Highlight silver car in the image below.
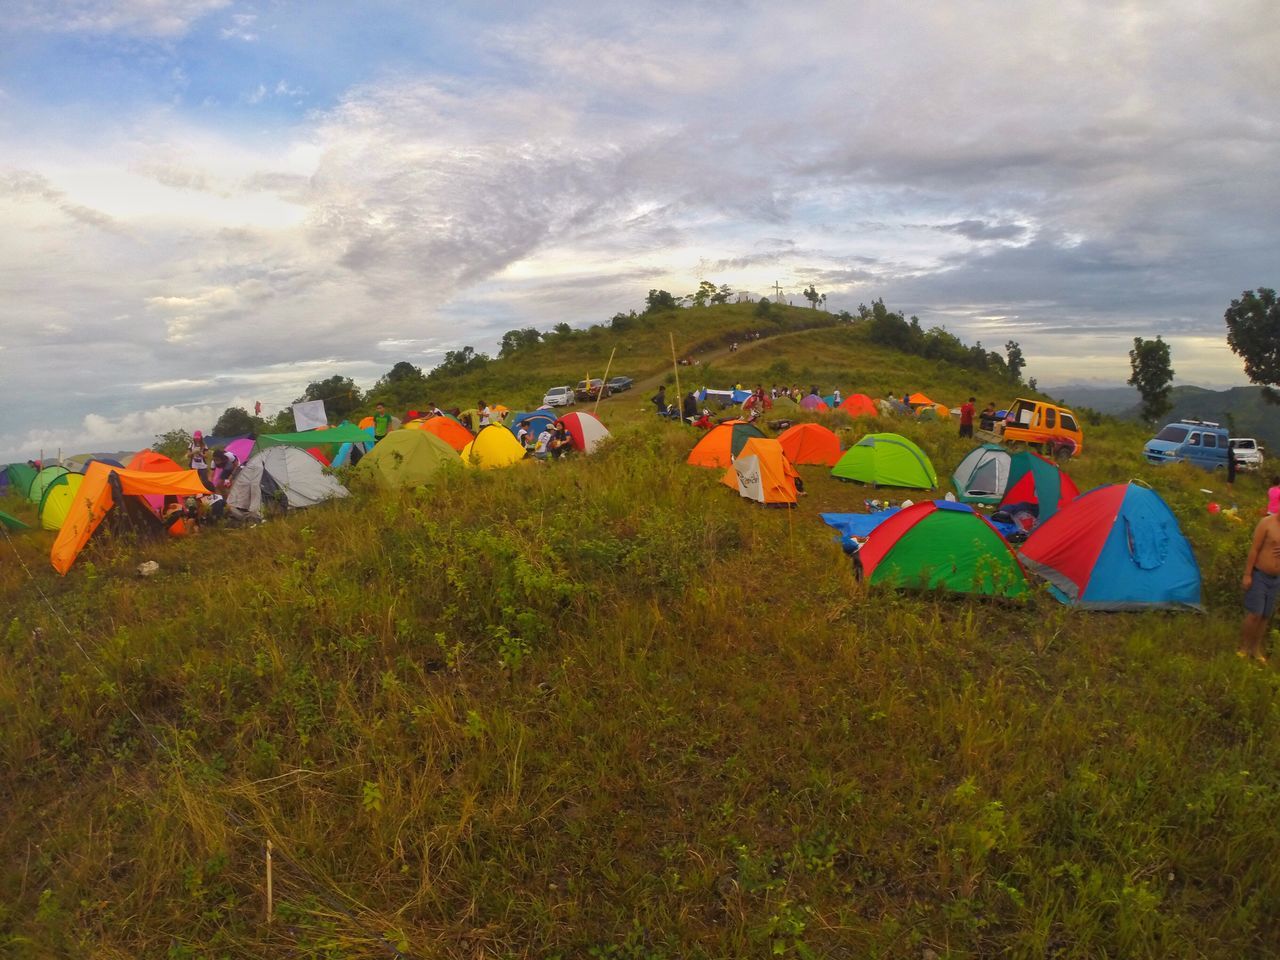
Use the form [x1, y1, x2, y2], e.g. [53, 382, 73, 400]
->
[542, 385, 575, 407]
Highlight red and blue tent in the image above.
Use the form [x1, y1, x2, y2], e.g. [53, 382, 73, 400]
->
[1017, 482, 1202, 610]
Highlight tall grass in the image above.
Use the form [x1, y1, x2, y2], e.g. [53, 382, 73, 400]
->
[2, 326, 1278, 958]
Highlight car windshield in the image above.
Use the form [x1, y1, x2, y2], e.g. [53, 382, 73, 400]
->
[1233, 439, 1255, 450]
[1154, 426, 1188, 443]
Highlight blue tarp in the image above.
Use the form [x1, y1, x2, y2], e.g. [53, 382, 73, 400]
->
[820, 510, 900, 538]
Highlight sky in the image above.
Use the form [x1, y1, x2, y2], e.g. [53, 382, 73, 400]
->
[1, 0, 1276, 460]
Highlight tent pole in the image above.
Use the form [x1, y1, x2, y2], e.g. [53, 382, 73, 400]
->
[595, 347, 617, 417]
[669, 333, 681, 421]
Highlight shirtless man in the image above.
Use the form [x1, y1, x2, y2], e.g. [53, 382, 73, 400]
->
[1239, 512, 1280, 662]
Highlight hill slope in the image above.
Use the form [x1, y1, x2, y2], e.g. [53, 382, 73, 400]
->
[2, 309, 1278, 958]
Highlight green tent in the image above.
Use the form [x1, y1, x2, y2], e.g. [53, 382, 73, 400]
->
[857, 501, 1027, 598]
[4, 463, 39, 499]
[357, 430, 461, 488]
[831, 433, 937, 488]
[28, 465, 70, 504]
[39, 472, 85, 531]
[770, 395, 801, 411]
[0, 509, 30, 531]
[255, 423, 373, 452]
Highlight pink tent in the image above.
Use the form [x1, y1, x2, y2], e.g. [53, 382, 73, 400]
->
[800, 394, 830, 412]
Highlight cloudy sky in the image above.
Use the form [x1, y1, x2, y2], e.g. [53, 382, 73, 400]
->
[1, 0, 1276, 459]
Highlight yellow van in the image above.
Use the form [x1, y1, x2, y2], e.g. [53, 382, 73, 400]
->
[999, 398, 1084, 458]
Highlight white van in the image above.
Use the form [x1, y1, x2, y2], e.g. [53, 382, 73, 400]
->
[1229, 438, 1265, 471]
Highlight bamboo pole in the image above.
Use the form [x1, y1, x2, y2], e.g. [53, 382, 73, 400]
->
[594, 347, 617, 417]
[669, 333, 682, 422]
[266, 840, 274, 923]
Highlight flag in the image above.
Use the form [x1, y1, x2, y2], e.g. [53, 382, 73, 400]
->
[254, 401, 262, 416]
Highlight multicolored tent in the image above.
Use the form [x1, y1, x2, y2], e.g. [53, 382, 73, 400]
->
[831, 433, 937, 489]
[838, 394, 878, 418]
[720, 438, 801, 505]
[125, 450, 184, 516]
[405, 416, 474, 452]
[461, 424, 528, 469]
[855, 500, 1028, 598]
[39, 472, 84, 531]
[776, 423, 842, 466]
[799, 394, 830, 412]
[997, 451, 1079, 523]
[560, 411, 611, 454]
[951, 444, 1012, 504]
[1017, 482, 1202, 610]
[357, 430, 461, 488]
[687, 421, 767, 468]
[51, 463, 209, 574]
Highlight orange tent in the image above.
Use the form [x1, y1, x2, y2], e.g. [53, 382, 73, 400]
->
[404, 416, 473, 452]
[51, 462, 209, 575]
[127, 449, 183, 472]
[776, 423, 842, 466]
[907, 392, 934, 406]
[720, 438, 801, 505]
[838, 393, 878, 418]
[687, 420, 766, 468]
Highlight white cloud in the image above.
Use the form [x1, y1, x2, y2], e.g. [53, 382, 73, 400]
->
[4, 0, 232, 38]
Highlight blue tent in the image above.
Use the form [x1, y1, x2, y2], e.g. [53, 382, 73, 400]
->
[506, 411, 557, 438]
[1018, 482, 1202, 610]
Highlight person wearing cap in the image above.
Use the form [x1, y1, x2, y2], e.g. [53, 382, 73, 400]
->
[188, 430, 211, 487]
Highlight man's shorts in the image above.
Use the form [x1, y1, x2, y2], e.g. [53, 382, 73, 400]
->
[1245, 568, 1280, 619]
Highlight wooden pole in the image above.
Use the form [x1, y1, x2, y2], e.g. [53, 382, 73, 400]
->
[669, 333, 682, 422]
[266, 840, 274, 923]
[594, 347, 617, 417]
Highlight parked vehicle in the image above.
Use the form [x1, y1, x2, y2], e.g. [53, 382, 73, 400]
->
[997, 398, 1084, 459]
[1143, 419, 1229, 470]
[606, 375, 634, 393]
[575, 378, 608, 402]
[1229, 437, 1265, 471]
[542, 386, 575, 407]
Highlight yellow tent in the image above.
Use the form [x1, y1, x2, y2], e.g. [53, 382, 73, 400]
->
[460, 424, 527, 469]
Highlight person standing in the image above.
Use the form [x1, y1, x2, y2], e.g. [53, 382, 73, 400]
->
[682, 391, 698, 423]
[372, 402, 393, 443]
[188, 431, 211, 487]
[959, 397, 976, 439]
[651, 385, 667, 415]
[1239, 511, 1280, 662]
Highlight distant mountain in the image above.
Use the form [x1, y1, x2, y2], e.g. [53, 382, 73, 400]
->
[1044, 383, 1278, 453]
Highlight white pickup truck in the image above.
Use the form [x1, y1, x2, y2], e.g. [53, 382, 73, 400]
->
[1229, 437, 1265, 471]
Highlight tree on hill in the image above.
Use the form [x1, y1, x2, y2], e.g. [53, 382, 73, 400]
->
[295, 376, 361, 422]
[210, 406, 264, 437]
[644, 289, 679, 313]
[153, 428, 191, 461]
[371, 361, 429, 410]
[865, 299, 915, 351]
[713, 284, 732, 305]
[498, 328, 542, 357]
[1224, 287, 1280, 403]
[1128, 335, 1175, 422]
[428, 346, 489, 380]
[754, 297, 775, 320]
[1005, 341, 1026, 382]
[803, 284, 821, 309]
[378, 361, 427, 386]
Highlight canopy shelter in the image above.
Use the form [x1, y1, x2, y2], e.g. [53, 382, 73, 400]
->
[39, 472, 85, 531]
[227, 447, 350, 521]
[257, 423, 373, 452]
[855, 500, 1028, 598]
[776, 423, 842, 467]
[461, 424, 528, 469]
[560, 411, 611, 454]
[51, 463, 209, 574]
[687, 421, 767, 469]
[720, 438, 801, 506]
[831, 433, 937, 489]
[838, 394, 878, 418]
[406, 416, 474, 452]
[1018, 482, 1201, 610]
[997, 451, 1079, 524]
[357, 430, 461, 489]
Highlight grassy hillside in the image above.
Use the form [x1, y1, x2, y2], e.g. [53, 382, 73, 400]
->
[3, 311, 1279, 958]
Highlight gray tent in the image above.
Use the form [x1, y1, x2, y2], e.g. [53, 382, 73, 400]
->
[227, 446, 349, 520]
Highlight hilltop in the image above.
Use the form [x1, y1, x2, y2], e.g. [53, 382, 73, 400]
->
[2, 303, 1279, 958]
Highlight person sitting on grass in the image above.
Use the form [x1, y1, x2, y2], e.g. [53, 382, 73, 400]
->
[532, 424, 555, 460]
[549, 421, 573, 459]
[681, 391, 698, 424]
[1239, 509, 1280, 663]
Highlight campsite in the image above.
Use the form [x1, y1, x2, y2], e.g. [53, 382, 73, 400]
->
[2, 301, 1279, 958]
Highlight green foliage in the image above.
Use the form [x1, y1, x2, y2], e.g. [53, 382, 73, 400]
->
[295, 375, 362, 422]
[1005, 340, 1025, 381]
[209, 406, 265, 438]
[427, 345, 490, 381]
[644, 289, 679, 313]
[152, 428, 191, 461]
[1224, 287, 1280, 403]
[1128, 335, 1176, 422]
[498, 328, 543, 358]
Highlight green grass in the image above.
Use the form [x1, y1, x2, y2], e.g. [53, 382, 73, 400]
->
[2, 316, 1278, 958]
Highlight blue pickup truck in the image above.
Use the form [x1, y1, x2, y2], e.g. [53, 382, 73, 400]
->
[1143, 419, 1229, 470]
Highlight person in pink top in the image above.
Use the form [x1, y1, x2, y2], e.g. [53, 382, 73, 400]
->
[1268, 476, 1279, 516]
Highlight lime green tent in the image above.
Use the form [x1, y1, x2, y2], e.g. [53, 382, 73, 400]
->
[3, 463, 39, 499]
[28, 465, 70, 504]
[357, 429, 461, 488]
[256, 423, 372, 451]
[831, 433, 937, 489]
[39, 472, 85, 531]
[0, 509, 30, 531]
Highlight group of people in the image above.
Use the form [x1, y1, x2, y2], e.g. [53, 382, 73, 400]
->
[165, 430, 242, 534]
[514, 419, 574, 460]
